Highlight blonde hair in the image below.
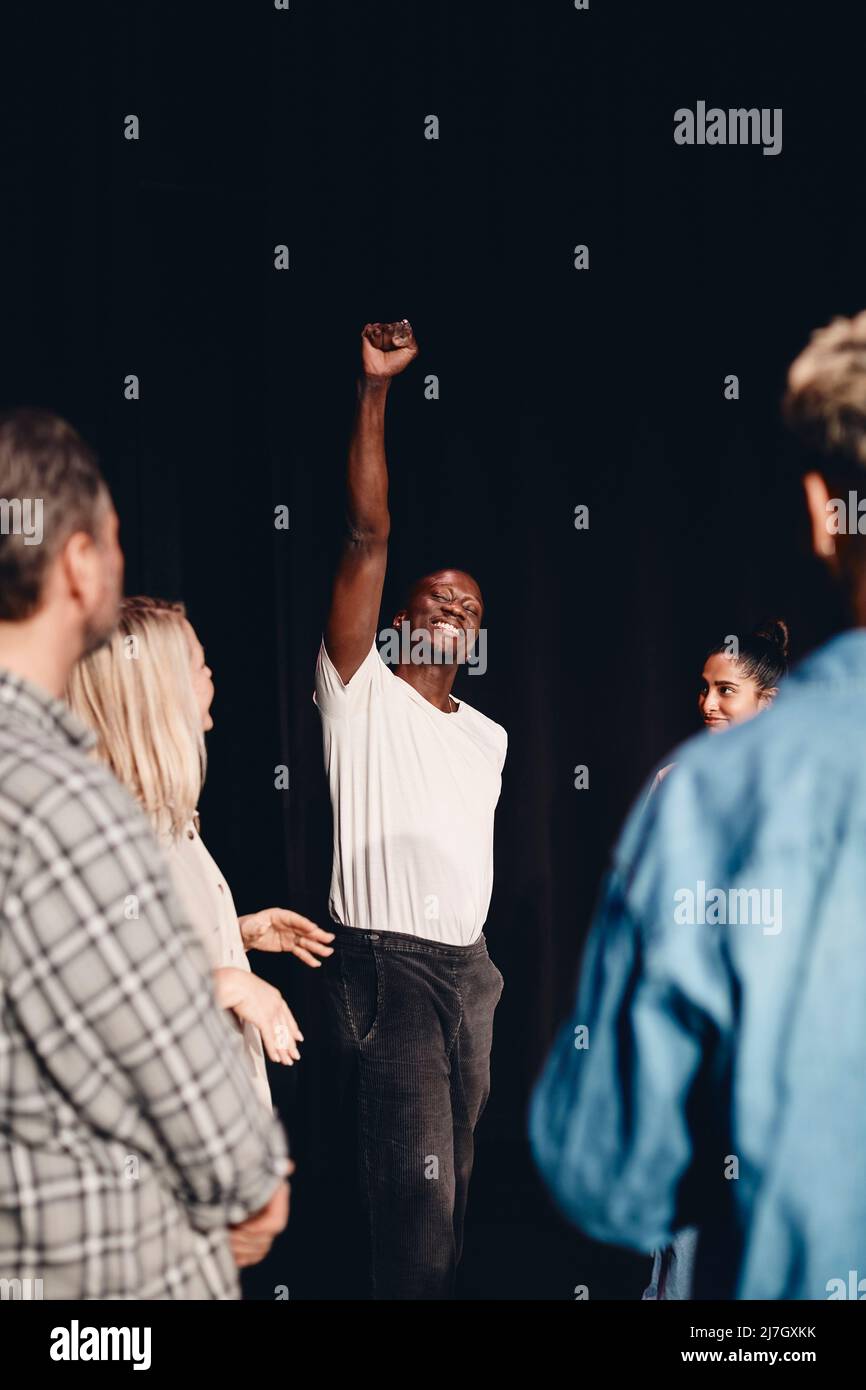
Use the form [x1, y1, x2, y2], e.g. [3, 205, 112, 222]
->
[66, 596, 206, 839]
[784, 310, 866, 467]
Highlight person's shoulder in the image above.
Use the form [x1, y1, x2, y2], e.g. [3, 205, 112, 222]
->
[0, 719, 95, 800]
[454, 696, 508, 757]
[0, 728, 151, 851]
[454, 691, 504, 729]
[660, 709, 777, 800]
[314, 637, 385, 714]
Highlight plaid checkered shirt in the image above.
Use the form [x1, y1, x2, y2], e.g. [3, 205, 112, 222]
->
[0, 670, 289, 1299]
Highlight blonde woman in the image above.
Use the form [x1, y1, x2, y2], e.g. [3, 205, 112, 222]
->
[66, 596, 334, 1111]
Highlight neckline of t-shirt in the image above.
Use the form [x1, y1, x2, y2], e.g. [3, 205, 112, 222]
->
[389, 667, 464, 717]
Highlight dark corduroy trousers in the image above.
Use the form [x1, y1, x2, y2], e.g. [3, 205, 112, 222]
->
[319, 923, 504, 1300]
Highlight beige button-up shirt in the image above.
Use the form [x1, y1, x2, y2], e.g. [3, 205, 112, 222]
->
[162, 820, 272, 1112]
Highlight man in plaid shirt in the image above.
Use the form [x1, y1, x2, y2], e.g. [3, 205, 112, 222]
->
[0, 410, 289, 1299]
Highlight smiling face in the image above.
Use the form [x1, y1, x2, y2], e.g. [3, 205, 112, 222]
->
[395, 569, 483, 665]
[698, 651, 775, 732]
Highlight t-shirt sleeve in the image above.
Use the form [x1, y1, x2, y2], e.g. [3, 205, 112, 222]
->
[314, 637, 383, 718]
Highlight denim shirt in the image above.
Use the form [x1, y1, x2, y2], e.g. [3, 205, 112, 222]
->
[529, 629, 866, 1300]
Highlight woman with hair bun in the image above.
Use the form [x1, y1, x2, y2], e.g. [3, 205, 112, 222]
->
[650, 619, 790, 794]
[643, 618, 789, 1300]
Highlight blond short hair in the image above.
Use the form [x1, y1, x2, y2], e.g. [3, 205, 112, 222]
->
[783, 310, 866, 468]
[66, 596, 205, 839]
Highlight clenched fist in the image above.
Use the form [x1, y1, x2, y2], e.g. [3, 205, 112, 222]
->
[361, 319, 419, 381]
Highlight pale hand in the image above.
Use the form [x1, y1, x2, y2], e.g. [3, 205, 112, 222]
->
[229, 1168, 293, 1268]
[239, 907, 335, 967]
[230, 972, 304, 1066]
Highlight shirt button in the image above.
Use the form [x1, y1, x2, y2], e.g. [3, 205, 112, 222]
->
[369, 933, 379, 941]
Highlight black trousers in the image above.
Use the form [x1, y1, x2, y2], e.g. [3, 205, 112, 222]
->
[319, 923, 504, 1299]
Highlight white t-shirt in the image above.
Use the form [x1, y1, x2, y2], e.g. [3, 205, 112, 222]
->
[314, 639, 507, 946]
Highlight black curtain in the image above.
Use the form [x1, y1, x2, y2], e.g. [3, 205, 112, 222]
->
[0, 0, 858, 1297]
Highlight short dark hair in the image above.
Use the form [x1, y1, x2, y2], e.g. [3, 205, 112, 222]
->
[0, 409, 108, 620]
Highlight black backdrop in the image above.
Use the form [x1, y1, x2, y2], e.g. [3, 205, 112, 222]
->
[1, 0, 861, 1298]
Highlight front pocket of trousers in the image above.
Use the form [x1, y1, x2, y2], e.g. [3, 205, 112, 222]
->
[341, 948, 383, 1045]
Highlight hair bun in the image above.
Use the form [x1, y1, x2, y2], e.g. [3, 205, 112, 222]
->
[753, 618, 789, 657]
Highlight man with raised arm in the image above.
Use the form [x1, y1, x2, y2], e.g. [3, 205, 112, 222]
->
[314, 320, 507, 1299]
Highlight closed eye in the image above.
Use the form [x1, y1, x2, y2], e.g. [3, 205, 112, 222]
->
[433, 587, 479, 616]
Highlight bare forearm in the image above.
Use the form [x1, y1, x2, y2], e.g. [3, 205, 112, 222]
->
[346, 378, 391, 540]
[323, 321, 417, 679]
[213, 966, 247, 1011]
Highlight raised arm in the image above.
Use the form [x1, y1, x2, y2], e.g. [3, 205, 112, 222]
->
[324, 319, 418, 682]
